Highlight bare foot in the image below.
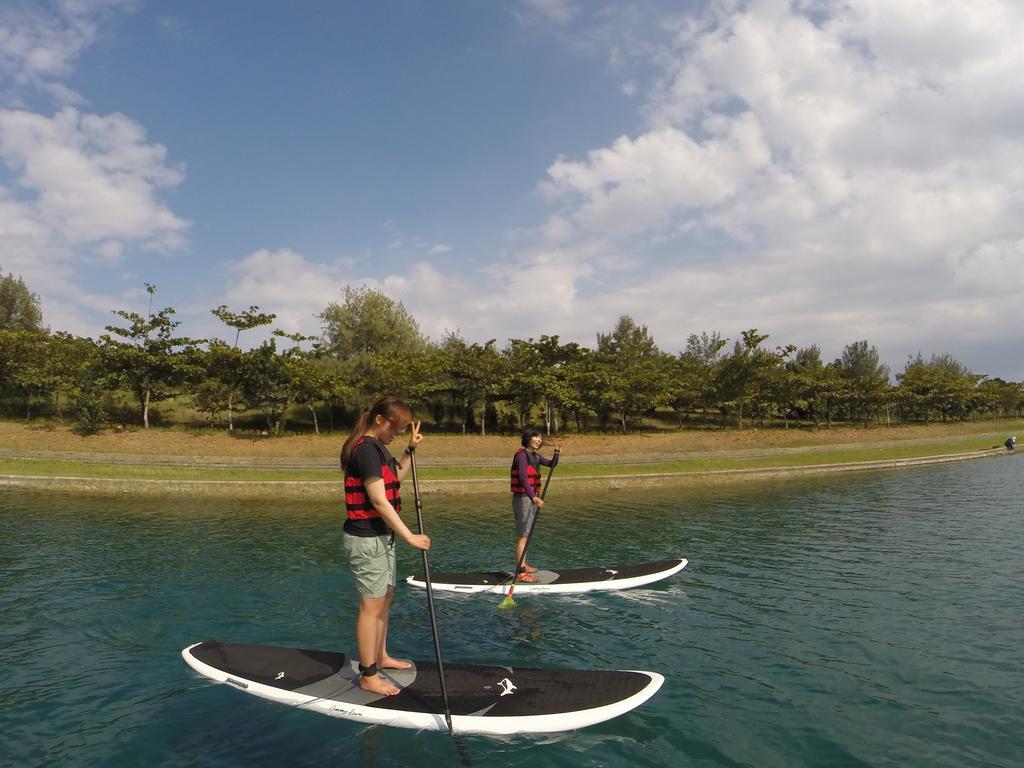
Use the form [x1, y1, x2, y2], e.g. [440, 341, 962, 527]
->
[380, 656, 413, 670]
[359, 675, 401, 696]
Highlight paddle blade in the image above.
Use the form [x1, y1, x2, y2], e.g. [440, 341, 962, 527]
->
[498, 594, 517, 609]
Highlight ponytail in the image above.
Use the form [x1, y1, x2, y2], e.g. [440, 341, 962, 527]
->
[340, 395, 412, 468]
[340, 411, 372, 468]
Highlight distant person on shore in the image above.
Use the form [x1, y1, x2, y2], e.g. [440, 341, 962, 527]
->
[1006, 435, 1017, 451]
[340, 396, 429, 696]
[510, 428, 560, 582]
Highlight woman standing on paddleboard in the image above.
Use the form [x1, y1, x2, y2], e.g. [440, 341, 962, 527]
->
[341, 396, 430, 696]
[511, 429, 560, 582]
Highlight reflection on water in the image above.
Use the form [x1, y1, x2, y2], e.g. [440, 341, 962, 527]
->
[2, 455, 1023, 767]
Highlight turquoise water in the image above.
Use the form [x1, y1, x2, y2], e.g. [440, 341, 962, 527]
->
[2, 456, 1022, 767]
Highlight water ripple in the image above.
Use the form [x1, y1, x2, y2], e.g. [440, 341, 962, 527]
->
[2, 459, 1023, 766]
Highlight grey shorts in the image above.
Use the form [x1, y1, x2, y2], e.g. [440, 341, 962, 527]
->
[342, 532, 396, 598]
[513, 495, 537, 537]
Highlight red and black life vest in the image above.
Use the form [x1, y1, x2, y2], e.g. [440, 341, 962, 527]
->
[510, 448, 542, 495]
[345, 437, 401, 521]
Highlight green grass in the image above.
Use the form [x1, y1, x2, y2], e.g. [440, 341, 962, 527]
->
[0, 436, 1001, 483]
[0, 459, 338, 482]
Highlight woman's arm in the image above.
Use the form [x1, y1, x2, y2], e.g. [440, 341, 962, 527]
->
[364, 477, 430, 551]
[539, 445, 561, 468]
[395, 420, 423, 481]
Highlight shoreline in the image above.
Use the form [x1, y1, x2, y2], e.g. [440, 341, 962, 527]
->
[1, 447, 1011, 498]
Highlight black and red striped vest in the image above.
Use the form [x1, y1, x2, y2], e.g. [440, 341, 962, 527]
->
[510, 448, 542, 495]
[345, 437, 401, 521]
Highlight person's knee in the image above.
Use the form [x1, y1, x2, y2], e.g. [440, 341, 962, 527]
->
[360, 596, 389, 617]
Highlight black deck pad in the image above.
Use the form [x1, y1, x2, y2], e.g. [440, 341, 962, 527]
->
[371, 663, 652, 717]
[190, 641, 347, 691]
[188, 641, 653, 717]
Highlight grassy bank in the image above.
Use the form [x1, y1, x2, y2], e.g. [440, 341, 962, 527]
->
[0, 419, 1019, 496]
[1, 418, 1020, 457]
[0, 435, 1006, 481]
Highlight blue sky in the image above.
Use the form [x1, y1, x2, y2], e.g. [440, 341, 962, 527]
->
[2, 0, 1023, 380]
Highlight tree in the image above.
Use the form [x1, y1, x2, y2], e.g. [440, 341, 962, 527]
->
[0, 330, 55, 419]
[100, 285, 198, 429]
[0, 330, 108, 430]
[787, 345, 830, 426]
[319, 286, 426, 398]
[896, 353, 983, 423]
[284, 337, 351, 435]
[927, 354, 983, 423]
[756, 347, 799, 428]
[502, 337, 555, 430]
[671, 332, 728, 427]
[536, 336, 593, 434]
[210, 304, 276, 431]
[436, 332, 506, 435]
[594, 315, 669, 433]
[976, 377, 1024, 419]
[237, 338, 293, 434]
[895, 354, 936, 423]
[839, 340, 891, 427]
[0, 270, 44, 332]
[45, 332, 103, 423]
[715, 329, 772, 429]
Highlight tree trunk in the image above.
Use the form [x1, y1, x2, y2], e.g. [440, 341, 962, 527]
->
[143, 387, 151, 429]
[480, 395, 487, 436]
[227, 390, 235, 432]
[308, 404, 320, 435]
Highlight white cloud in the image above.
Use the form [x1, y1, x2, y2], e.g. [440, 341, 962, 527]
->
[0, 0, 135, 101]
[0, 108, 188, 247]
[217, 245, 600, 352]
[542, 116, 771, 237]
[0, 1, 186, 340]
[221, 249, 345, 337]
[0, 106, 189, 339]
[515, 0, 1024, 377]
[518, 0, 580, 27]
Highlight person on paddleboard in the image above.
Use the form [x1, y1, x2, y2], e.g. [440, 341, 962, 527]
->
[340, 396, 430, 696]
[511, 428, 560, 582]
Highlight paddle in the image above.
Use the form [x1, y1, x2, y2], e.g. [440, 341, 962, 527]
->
[499, 455, 557, 610]
[408, 448, 471, 766]
[407, 447, 454, 728]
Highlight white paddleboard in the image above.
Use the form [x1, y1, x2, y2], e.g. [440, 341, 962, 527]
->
[182, 641, 663, 735]
[406, 557, 688, 595]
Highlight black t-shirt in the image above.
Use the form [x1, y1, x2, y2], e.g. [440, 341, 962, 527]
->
[343, 438, 397, 537]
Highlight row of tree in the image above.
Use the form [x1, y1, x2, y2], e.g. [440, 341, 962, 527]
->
[1, 274, 1021, 434]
